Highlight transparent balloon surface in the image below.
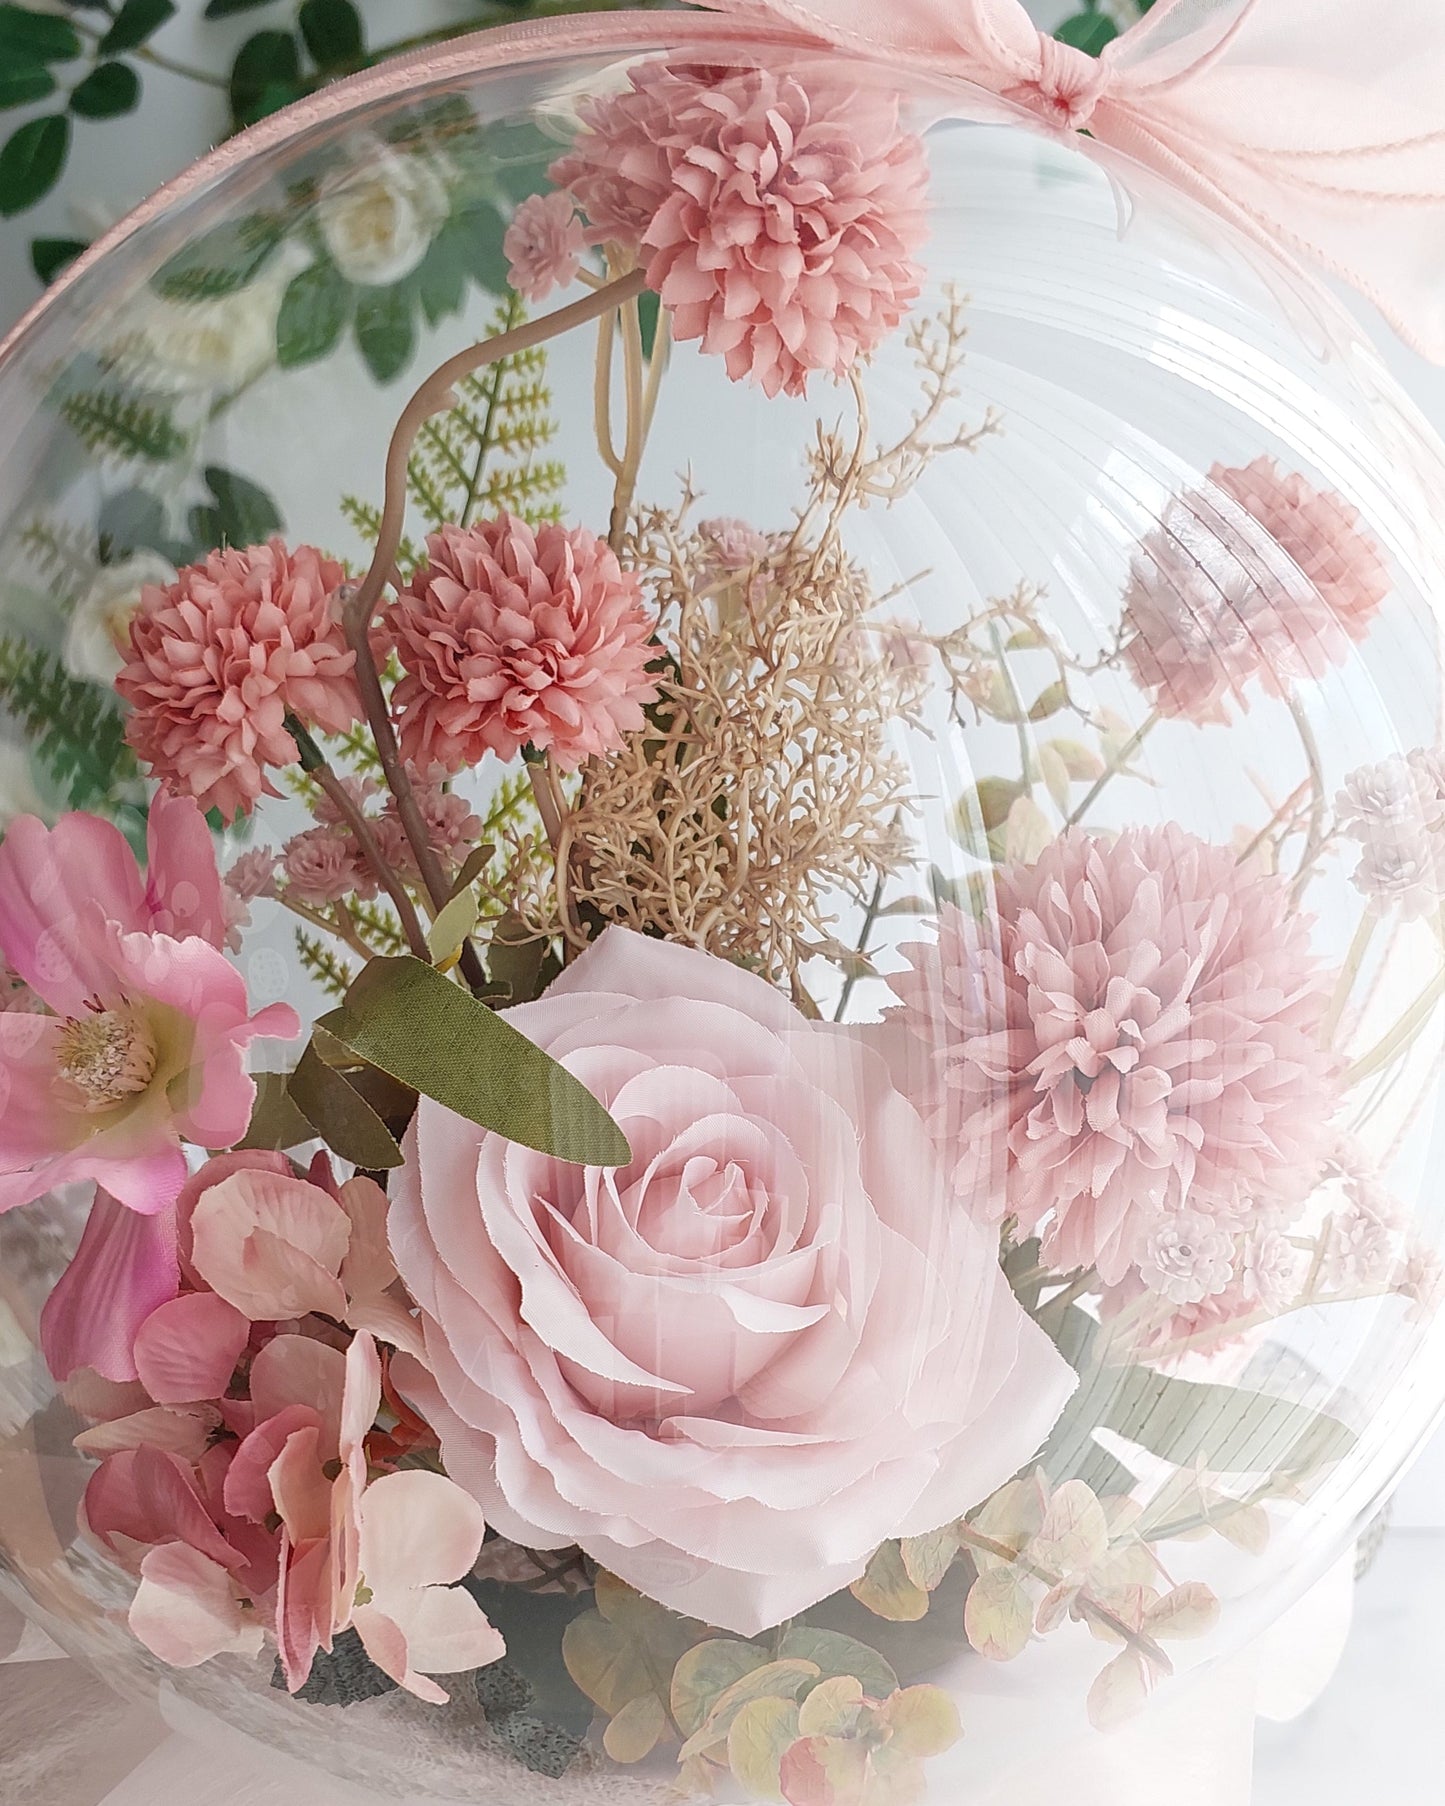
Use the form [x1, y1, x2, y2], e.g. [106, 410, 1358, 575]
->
[0, 18, 1443, 1804]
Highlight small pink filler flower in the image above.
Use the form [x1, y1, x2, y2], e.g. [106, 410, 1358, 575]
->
[551, 60, 930, 398]
[503, 191, 586, 304]
[117, 539, 362, 822]
[384, 514, 658, 773]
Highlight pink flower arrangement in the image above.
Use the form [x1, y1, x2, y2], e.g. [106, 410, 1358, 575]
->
[550, 61, 930, 397]
[384, 515, 659, 773]
[389, 927, 1075, 1636]
[0, 797, 298, 1215]
[67, 1153, 499, 1694]
[503, 191, 586, 304]
[886, 826, 1337, 1286]
[1122, 459, 1390, 724]
[117, 540, 362, 822]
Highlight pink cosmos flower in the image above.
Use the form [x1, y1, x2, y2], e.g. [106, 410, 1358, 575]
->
[384, 515, 658, 774]
[886, 826, 1336, 1287]
[552, 61, 930, 398]
[117, 540, 362, 823]
[389, 926, 1075, 1636]
[1122, 459, 1390, 725]
[504, 191, 586, 303]
[0, 802, 298, 1215]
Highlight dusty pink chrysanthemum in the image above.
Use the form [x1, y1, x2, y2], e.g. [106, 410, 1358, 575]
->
[1122, 459, 1390, 725]
[383, 515, 658, 774]
[886, 826, 1336, 1286]
[551, 61, 929, 398]
[117, 540, 362, 822]
[504, 191, 587, 304]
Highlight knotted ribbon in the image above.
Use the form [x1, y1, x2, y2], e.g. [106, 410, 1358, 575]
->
[690, 0, 1445, 361]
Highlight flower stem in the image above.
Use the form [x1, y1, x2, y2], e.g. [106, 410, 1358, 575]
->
[1287, 693, 1328, 899]
[1324, 911, 1378, 1041]
[287, 715, 431, 963]
[1065, 710, 1159, 829]
[344, 270, 648, 645]
[609, 295, 648, 549]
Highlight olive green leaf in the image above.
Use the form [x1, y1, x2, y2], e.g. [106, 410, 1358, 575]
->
[318, 955, 631, 1165]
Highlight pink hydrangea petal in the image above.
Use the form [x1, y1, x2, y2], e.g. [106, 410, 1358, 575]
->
[129, 1542, 262, 1668]
[189, 1169, 351, 1321]
[40, 1188, 179, 1383]
[356, 1470, 486, 1600]
[249, 1335, 346, 1459]
[223, 1404, 324, 1523]
[83, 1445, 242, 1571]
[74, 1404, 221, 1463]
[275, 1531, 334, 1693]
[269, 1425, 332, 1545]
[132, 1292, 250, 1405]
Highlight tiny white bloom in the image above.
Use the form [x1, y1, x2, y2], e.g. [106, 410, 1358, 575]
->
[1138, 1209, 1235, 1306]
[316, 140, 450, 288]
[64, 551, 176, 685]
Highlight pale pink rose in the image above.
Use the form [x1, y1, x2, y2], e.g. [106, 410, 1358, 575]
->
[886, 826, 1336, 1287]
[117, 540, 362, 823]
[0, 808, 298, 1216]
[389, 926, 1076, 1636]
[1122, 459, 1390, 725]
[552, 61, 929, 398]
[504, 191, 586, 303]
[40, 1187, 180, 1382]
[384, 515, 659, 774]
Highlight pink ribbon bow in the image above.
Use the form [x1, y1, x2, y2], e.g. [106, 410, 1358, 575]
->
[695, 0, 1445, 361]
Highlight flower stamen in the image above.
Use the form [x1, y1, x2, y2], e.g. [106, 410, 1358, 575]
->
[55, 1009, 158, 1109]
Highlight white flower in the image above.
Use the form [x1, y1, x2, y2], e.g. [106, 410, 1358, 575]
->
[64, 552, 176, 685]
[316, 141, 450, 288]
[1138, 1210, 1236, 1306]
[0, 741, 45, 828]
[104, 251, 302, 396]
[1338, 750, 1445, 920]
[1396, 1244, 1445, 1323]
[1240, 1230, 1305, 1314]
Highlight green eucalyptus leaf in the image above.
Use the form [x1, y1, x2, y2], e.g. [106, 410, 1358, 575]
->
[317, 955, 631, 1167]
[30, 234, 86, 283]
[1054, 13, 1120, 54]
[775, 1628, 897, 1702]
[354, 282, 415, 384]
[205, 0, 275, 18]
[191, 464, 284, 550]
[414, 219, 470, 326]
[230, 28, 304, 129]
[637, 289, 662, 362]
[287, 1032, 405, 1171]
[0, 114, 69, 217]
[276, 257, 351, 367]
[0, 5, 82, 63]
[452, 201, 511, 297]
[299, 0, 363, 71]
[152, 212, 282, 300]
[70, 61, 142, 120]
[100, 0, 177, 55]
[0, 62, 55, 110]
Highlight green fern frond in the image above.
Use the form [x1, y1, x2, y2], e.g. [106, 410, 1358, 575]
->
[478, 768, 535, 839]
[0, 636, 137, 810]
[405, 293, 564, 533]
[295, 929, 355, 1001]
[321, 720, 385, 779]
[18, 519, 97, 604]
[60, 389, 187, 465]
[349, 900, 409, 958]
[336, 494, 420, 579]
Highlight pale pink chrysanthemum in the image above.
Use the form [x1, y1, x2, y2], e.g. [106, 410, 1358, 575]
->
[551, 60, 930, 399]
[117, 540, 362, 823]
[887, 825, 1337, 1286]
[281, 826, 375, 907]
[221, 846, 278, 950]
[504, 191, 587, 304]
[383, 515, 658, 774]
[1122, 459, 1390, 725]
